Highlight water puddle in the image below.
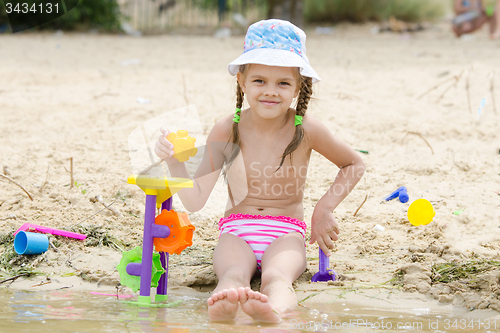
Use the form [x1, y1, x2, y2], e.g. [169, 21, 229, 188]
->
[0, 289, 494, 332]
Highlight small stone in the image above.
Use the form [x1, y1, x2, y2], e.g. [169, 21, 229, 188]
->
[438, 295, 453, 303]
[327, 280, 344, 286]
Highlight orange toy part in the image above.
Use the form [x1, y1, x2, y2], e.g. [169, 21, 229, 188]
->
[154, 209, 195, 255]
[166, 130, 198, 163]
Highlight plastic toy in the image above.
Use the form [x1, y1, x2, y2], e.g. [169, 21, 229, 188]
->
[14, 223, 87, 240]
[407, 199, 435, 226]
[154, 209, 195, 255]
[14, 231, 49, 255]
[117, 247, 165, 293]
[311, 249, 337, 282]
[383, 186, 409, 203]
[117, 130, 196, 307]
[166, 130, 198, 163]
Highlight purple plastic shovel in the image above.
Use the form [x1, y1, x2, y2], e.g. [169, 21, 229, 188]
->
[311, 249, 337, 282]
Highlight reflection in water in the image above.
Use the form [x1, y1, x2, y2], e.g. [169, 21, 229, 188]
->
[0, 289, 474, 332]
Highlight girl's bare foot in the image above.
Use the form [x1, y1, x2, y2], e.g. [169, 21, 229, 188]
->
[237, 287, 281, 323]
[207, 288, 239, 321]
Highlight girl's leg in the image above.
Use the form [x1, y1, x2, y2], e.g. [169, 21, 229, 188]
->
[208, 233, 257, 321]
[237, 232, 306, 322]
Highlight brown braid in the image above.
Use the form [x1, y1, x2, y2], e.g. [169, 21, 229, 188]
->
[227, 83, 244, 163]
[276, 75, 313, 171]
[223, 66, 246, 179]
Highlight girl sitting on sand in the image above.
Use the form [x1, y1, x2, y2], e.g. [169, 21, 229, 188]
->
[155, 19, 365, 323]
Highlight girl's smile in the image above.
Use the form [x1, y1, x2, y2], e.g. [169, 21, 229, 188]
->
[260, 100, 280, 106]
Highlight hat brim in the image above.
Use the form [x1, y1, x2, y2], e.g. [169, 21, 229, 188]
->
[228, 48, 321, 83]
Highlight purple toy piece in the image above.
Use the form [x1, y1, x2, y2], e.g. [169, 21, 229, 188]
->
[398, 186, 409, 203]
[156, 198, 172, 296]
[311, 249, 337, 282]
[138, 195, 157, 296]
[384, 186, 409, 203]
[125, 194, 171, 300]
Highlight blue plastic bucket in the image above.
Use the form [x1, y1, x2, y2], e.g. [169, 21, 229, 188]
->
[14, 231, 49, 255]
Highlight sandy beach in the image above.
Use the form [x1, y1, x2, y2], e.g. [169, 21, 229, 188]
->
[1, 22, 500, 322]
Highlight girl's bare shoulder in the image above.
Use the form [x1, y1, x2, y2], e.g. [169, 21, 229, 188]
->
[301, 113, 332, 145]
[208, 113, 234, 142]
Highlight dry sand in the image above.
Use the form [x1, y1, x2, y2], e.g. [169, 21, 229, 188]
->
[1, 22, 500, 319]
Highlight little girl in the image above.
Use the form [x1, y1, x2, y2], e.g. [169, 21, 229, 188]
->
[155, 19, 365, 323]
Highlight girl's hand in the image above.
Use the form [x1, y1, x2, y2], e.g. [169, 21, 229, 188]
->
[309, 205, 340, 257]
[154, 127, 176, 162]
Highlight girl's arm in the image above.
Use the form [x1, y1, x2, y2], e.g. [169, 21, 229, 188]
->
[155, 117, 231, 212]
[303, 115, 366, 256]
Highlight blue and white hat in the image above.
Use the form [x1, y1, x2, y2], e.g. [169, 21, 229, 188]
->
[228, 19, 321, 83]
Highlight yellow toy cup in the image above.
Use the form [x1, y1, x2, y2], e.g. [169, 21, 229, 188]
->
[407, 199, 435, 226]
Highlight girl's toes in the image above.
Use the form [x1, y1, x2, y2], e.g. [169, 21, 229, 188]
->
[250, 290, 261, 300]
[237, 287, 247, 302]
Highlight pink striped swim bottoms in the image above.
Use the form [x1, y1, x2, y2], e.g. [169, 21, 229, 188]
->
[219, 213, 307, 267]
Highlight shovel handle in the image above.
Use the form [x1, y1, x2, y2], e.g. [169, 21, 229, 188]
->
[319, 249, 329, 273]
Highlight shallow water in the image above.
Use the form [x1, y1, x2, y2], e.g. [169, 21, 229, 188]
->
[0, 289, 494, 333]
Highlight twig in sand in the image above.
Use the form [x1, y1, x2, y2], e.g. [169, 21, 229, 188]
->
[489, 71, 497, 115]
[70, 157, 74, 189]
[353, 194, 368, 217]
[0, 273, 27, 285]
[39, 164, 50, 194]
[30, 280, 52, 288]
[436, 70, 465, 102]
[465, 69, 472, 113]
[71, 201, 121, 228]
[2, 166, 10, 176]
[94, 195, 122, 217]
[402, 131, 435, 155]
[0, 174, 34, 201]
[417, 75, 458, 100]
[56, 285, 73, 290]
[49, 240, 58, 252]
[182, 73, 189, 105]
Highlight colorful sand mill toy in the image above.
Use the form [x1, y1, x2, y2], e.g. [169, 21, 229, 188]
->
[117, 130, 197, 307]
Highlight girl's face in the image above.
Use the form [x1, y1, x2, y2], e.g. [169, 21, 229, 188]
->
[238, 64, 300, 121]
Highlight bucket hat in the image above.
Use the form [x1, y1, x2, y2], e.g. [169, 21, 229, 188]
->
[228, 19, 320, 83]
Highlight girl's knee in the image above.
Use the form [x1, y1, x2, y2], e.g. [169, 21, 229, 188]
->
[261, 267, 294, 286]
